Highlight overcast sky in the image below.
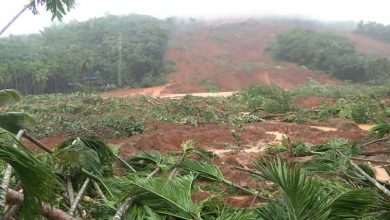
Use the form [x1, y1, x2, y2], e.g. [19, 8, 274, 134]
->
[1, 0, 390, 36]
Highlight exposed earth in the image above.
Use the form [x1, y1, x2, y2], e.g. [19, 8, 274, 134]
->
[101, 19, 389, 98]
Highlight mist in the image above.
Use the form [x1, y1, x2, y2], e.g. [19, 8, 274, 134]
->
[2, 0, 390, 36]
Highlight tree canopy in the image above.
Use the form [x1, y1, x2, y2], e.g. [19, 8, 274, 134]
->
[354, 21, 390, 43]
[266, 28, 390, 83]
[0, 14, 170, 94]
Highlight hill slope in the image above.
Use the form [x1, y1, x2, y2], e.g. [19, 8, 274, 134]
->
[102, 19, 390, 98]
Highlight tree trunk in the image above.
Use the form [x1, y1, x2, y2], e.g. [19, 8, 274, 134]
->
[0, 130, 24, 209]
[92, 181, 107, 203]
[113, 165, 160, 219]
[68, 178, 90, 216]
[3, 203, 21, 220]
[112, 197, 134, 220]
[23, 132, 53, 153]
[0, 3, 30, 36]
[66, 177, 75, 205]
[115, 155, 137, 173]
[147, 166, 160, 179]
[6, 189, 76, 220]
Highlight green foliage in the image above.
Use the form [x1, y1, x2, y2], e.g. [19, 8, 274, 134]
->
[354, 20, 390, 43]
[127, 174, 203, 219]
[238, 84, 295, 113]
[0, 89, 21, 106]
[0, 112, 36, 133]
[54, 137, 116, 177]
[267, 28, 390, 82]
[254, 158, 376, 220]
[198, 80, 219, 92]
[0, 89, 36, 134]
[28, 0, 76, 20]
[370, 116, 390, 138]
[231, 113, 262, 127]
[0, 128, 60, 218]
[0, 14, 170, 94]
[336, 94, 382, 123]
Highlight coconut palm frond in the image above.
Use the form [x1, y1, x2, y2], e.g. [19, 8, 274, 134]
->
[125, 204, 167, 220]
[312, 139, 359, 155]
[179, 159, 225, 182]
[0, 112, 36, 133]
[54, 137, 116, 176]
[78, 137, 116, 164]
[0, 89, 21, 107]
[256, 200, 289, 220]
[128, 151, 172, 173]
[214, 207, 259, 220]
[186, 148, 214, 161]
[129, 174, 202, 219]
[132, 151, 165, 166]
[254, 158, 331, 220]
[327, 188, 376, 219]
[254, 158, 376, 220]
[53, 146, 102, 177]
[370, 116, 390, 138]
[0, 129, 59, 218]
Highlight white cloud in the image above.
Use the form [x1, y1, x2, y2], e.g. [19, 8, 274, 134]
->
[1, 0, 390, 36]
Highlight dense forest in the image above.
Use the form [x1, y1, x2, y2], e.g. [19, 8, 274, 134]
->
[266, 28, 390, 83]
[0, 14, 170, 94]
[354, 21, 390, 43]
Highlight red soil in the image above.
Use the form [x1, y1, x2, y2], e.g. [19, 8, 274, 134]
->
[295, 96, 335, 108]
[163, 21, 337, 94]
[101, 19, 390, 98]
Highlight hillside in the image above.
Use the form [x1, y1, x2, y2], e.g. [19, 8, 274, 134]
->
[103, 19, 390, 98]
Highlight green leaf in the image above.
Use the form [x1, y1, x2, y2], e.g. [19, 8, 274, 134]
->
[0, 128, 60, 218]
[370, 116, 390, 138]
[128, 174, 202, 219]
[0, 112, 36, 133]
[179, 159, 225, 182]
[328, 189, 376, 219]
[0, 89, 21, 107]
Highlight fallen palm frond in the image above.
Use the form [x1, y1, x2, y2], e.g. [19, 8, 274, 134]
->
[254, 158, 376, 220]
[179, 159, 266, 199]
[0, 130, 24, 209]
[370, 116, 390, 138]
[0, 112, 36, 134]
[110, 174, 203, 220]
[0, 128, 60, 218]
